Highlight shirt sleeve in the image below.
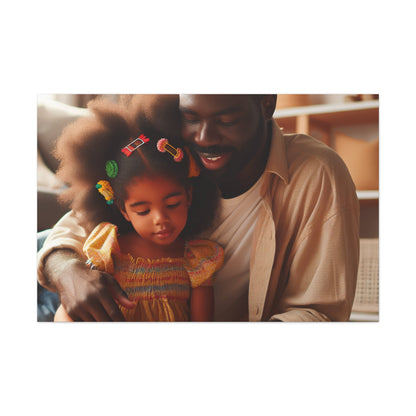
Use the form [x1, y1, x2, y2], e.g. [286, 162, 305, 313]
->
[82, 222, 119, 274]
[262, 133, 360, 322]
[269, 184, 360, 322]
[37, 211, 89, 288]
[270, 206, 360, 322]
[184, 240, 224, 288]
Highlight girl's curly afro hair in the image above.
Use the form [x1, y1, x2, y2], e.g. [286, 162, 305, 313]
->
[54, 95, 219, 237]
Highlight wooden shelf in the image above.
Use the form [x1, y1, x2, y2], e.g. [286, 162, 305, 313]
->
[274, 100, 379, 124]
[273, 100, 379, 145]
[273, 98, 379, 239]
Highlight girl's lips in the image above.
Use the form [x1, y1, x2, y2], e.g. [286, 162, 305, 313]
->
[154, 229, 174, 240]
[197, 152, 232, 170]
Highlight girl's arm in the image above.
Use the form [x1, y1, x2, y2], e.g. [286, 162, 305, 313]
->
[190, 286, 214, 322]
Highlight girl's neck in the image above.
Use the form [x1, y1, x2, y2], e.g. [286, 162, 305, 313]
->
[118, 231, 185, 259]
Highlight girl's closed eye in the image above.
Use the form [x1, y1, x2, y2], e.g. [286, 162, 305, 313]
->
[167, 201, 181, 209]
[135, 201, 182, 215]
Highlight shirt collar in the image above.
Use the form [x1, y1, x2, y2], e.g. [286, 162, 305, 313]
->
[264, 120, 289, 185]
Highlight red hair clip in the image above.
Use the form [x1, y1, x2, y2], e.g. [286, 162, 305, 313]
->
[157, 138, 184, 162]
[121, 134, 150, 157]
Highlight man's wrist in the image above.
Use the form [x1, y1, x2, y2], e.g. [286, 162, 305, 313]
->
[43, 249, 84, 292]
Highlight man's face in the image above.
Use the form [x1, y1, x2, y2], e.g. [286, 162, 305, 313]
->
[179, 95, 268, 182]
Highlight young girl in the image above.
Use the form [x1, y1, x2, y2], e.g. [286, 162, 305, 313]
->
[53, 97, 223, 322]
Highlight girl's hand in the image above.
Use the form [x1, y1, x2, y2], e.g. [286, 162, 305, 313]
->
[45, 250, 135, 321]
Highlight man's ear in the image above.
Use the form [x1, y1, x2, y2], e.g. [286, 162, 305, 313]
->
[261, 95, 277, 120]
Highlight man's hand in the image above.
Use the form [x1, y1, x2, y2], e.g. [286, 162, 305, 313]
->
[43, 249, 135, 321]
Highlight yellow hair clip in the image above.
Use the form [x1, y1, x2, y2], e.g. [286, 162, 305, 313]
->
[95, 180, 114, 205]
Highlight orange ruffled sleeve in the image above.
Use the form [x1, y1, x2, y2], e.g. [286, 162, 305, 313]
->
[82, 222, 120, 274]
[184, 240, 224, 288]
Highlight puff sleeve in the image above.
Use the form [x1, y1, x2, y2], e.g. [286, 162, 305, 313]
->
[184, 240, 224, 288]
[82, 222, 120, 274]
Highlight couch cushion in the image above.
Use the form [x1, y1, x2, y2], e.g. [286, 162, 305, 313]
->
[37, 149, 66, 189]
[37, 97, 89, 172]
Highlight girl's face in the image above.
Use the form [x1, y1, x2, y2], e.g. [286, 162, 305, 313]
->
[120, 175, 192, 246]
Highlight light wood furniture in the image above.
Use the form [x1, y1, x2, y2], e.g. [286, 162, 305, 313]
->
[274, 99, 379, 146]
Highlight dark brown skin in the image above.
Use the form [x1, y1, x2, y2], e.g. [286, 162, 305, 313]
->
[42, 94, 277, 321]
[179, 94, 276, 197]
[44, 249, 135, 321]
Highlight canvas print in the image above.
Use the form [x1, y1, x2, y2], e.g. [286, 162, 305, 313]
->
[37, 94, 379, 322]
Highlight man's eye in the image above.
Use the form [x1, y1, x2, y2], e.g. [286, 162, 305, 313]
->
[183, 119, 199, 124]
[182, 115, 199, 124]
[217, 118, 238, 126]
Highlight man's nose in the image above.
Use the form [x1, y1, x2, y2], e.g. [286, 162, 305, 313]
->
[195, 121, 217, 146]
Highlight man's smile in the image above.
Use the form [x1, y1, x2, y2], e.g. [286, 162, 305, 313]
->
[190, 145, 235, 171]
[197, 151, 233, 170]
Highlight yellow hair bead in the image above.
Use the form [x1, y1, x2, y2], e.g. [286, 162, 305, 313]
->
[95, 180, 114, 205]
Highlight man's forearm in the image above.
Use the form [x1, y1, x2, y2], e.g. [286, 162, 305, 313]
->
[37, 211, 89, 288]
[41, 247, 134, 322]
[42, 249, 85, 292]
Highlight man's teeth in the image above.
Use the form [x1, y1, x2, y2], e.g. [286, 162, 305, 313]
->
[201, 154, 222, 161]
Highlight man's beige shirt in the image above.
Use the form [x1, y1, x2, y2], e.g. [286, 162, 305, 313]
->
[38, 121, 360, 321]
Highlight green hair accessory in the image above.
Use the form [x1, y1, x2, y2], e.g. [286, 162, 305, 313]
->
[105, 160, 118, 178]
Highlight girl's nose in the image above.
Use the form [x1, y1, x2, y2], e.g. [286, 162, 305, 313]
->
[153, 209, 168, 225]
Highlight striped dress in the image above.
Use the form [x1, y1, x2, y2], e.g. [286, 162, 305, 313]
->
[83, 222, 224, 322]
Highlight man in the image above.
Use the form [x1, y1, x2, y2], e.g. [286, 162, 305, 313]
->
[38, 94, 359, 321]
